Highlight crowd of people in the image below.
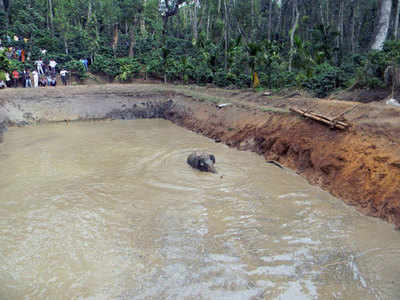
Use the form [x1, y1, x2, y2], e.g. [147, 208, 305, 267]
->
[0, 35, 90, 90]
[0, 64, 69, 89]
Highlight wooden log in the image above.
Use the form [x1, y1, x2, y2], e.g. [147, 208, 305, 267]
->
[289, 107, 350, 130]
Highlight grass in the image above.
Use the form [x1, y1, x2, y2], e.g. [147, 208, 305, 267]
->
[259, 106, 290, 114]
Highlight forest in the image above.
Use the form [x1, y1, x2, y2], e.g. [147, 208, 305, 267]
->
[1, 0, 400, 97]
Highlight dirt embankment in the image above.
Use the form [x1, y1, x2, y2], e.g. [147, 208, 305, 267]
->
[1, 84, 400, 227]
[165, 98, 400, 228]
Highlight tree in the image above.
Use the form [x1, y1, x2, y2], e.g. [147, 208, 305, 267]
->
[371, 0, 392, 50]
[288, 0, 299, 72]
[159, 0, 187, 82]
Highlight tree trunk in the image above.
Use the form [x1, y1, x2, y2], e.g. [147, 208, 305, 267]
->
[326, 0, 330, 27]
[64, 37, 69, 55]
[163, 16, 168, 84]
[267, 0, 273, 41]
[140, 16, 146, 35]
[206, 6, 210, 40]
[288, 1, 299, 73]
[224, 0, 228, 71]
[129, 24, 135, 58]
[276, 0, 282, 37]
[319, 0, 325, 26]
[351, 0, 358, 53]
[251, 0, 255, 39]
[112, 23, 119, 57]
[48, 0, 54, 36]
[87, 1, 92, 23]
[371, 0, 392, 50]
[339, 0, 344, 45]
[394, 0, 400, 39]
[192, 0, 198, 43]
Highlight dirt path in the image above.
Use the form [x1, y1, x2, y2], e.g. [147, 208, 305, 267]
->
[1, 83, 400, 228]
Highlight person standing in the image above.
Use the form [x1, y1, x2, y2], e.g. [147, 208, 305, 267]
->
[32, 70, 39, 88]
[25, 69, 32, 88]
[22, 69, 27, 87]
[16, 49, 21, 61]
[12, 70, 19, 88]
[46, 70, 52, 86]
[49, 59, 57, 75]
[5, 72, 11, 87]
[80, 58, 88, 71]
[35, 59, 44, 75]
[60, 69, 68, 86]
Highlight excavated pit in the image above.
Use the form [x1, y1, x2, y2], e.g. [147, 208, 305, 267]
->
[0, 84, 400, 228]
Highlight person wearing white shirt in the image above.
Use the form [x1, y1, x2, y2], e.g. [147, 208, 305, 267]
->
[32, 70, 39, 88]
[5, 72, 11, 87]
[49, 60, 57, 75]
[35, 59, 44, 75]
[60, 69, 68, 86]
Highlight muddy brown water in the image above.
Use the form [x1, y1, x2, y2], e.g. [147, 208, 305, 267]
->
[0, 119, 399, 299]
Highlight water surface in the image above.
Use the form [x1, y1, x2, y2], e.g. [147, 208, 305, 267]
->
[0, 119, 399, 299]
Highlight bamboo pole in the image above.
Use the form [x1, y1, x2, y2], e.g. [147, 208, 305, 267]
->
[290, 108, 350, 130]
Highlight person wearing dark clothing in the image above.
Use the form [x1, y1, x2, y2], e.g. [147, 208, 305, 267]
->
[60, 69, 68, 86]
[22, 70, 27, 87]
[39, 76, 47, 87]
[25, 70, 32, 88]
[50, 76, 57, 87]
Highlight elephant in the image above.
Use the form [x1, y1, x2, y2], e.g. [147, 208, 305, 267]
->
[187, 152, 216, 173]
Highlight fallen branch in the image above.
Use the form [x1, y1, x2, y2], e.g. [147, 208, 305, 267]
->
[290, 107, 351, 130]
[331, 104, 360, 121]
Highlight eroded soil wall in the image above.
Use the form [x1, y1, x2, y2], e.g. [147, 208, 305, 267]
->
[165, 100, 400, 228]
[1, 85, 399, 227]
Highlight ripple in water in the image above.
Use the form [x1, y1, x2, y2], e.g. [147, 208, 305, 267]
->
[0, 119, 399, 299]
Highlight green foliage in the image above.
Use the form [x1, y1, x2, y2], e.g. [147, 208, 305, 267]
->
[292, 35, 315, 76]
[63, 60, 87, 80]
[0, 50, 11, 72]
[310, 25, 339, 64]
[116, 58, 142, 81]
[91, 55, 120, 79]
[303, 63, 345, 97]
[8, 59, 24, 72]
[0, 0, 395, 97]
[354, 40, 400, 89]
[0, 71, 5, 81]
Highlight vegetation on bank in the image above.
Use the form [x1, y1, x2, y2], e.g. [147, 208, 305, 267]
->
[1, 0, 400, 98]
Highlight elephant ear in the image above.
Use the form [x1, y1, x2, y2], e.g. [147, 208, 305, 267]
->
[209, 155, 216, 164]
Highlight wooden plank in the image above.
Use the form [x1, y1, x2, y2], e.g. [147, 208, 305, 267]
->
[289, 107, 350, 130]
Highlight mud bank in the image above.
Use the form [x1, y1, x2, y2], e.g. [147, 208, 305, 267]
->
[165, 100, 400, 228]
[1, 84, 399, 228]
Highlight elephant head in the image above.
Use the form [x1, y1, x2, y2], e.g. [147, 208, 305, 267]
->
[187, 152, 216, 173]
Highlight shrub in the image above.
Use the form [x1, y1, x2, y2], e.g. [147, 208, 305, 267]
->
[91, 55, 120, 80]
[115, 58, 142, 81]
[8, 59, 24, 72]
[303, 63, 345, 97]
[214, 70, 237, 87]
[0, 50, 11, 72]
[63, 60, 87, 80]
[267, 71, 296, 89]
